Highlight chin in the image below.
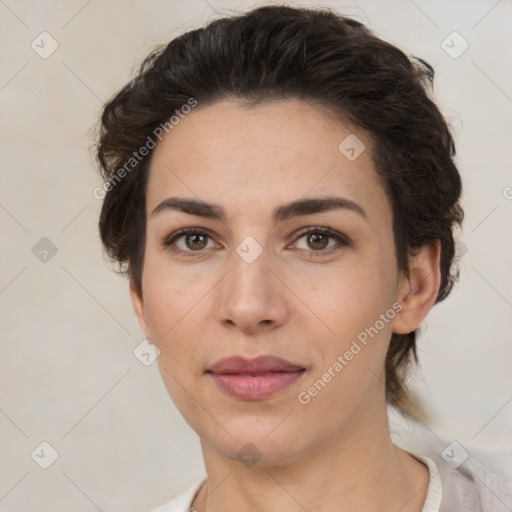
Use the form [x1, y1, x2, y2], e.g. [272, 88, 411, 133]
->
[204, 416, 308, 467]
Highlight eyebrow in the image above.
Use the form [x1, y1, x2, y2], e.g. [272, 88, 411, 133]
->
[151, 195, 367, 223]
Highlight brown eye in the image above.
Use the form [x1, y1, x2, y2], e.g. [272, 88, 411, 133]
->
[307, 232, 329, 250]
[185, 233, 208, 250]
[293, 227, 349, 257]
[162, 228, 217, 257]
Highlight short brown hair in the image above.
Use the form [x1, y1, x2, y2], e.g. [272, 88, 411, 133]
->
[94, 5, 464, 415]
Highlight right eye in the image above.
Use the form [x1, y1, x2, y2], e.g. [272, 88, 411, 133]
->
[162, 227, 220, 257]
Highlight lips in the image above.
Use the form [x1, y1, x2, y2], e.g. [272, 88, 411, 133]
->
[207, 355, 306, 400]
[208, 355, 305, 375]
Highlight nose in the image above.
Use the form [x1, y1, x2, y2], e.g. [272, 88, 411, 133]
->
[214, 244, 290, 334]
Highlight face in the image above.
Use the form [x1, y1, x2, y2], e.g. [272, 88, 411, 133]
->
[131, 98, 413, 465]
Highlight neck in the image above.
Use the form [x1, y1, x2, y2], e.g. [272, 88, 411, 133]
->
[192, 402, 429, 512]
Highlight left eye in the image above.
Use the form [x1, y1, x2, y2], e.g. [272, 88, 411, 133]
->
[292, 228, 348, 254]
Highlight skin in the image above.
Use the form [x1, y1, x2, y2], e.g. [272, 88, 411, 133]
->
[130, 98, 441, 512]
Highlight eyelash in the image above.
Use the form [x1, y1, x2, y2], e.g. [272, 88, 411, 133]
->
[162, 226, 350, 259]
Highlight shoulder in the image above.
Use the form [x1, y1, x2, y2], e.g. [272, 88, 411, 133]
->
[149, 479, 205, 512]
[389, 406, 512, 512]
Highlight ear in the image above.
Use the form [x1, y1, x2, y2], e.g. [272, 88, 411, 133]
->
[391, 240, 441, 335]
[129, 280, 151, 338]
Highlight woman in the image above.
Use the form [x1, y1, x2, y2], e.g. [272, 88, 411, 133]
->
[93, 5, 509, 511]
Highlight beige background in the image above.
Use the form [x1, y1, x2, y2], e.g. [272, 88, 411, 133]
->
[1, 1, 511, 511]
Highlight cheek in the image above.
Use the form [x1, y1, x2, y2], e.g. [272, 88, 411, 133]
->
[141, 271, 206, 408]
[314, 256, 396, 333]
[140, 269, 193, 366]
[300, 250, 398, 389]
[295, 277, 396, 426]
[141, 250, 202, 336]
[140, 254, 220, 376]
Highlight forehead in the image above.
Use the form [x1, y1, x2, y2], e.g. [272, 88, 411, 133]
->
[146, 98, 390, 224]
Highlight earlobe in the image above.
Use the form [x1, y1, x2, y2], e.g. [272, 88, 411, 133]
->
[391, 241, 441, 335]
[129, 281, 150, 337]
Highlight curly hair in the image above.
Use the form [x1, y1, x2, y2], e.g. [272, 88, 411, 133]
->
[94, 5, 463, 415]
